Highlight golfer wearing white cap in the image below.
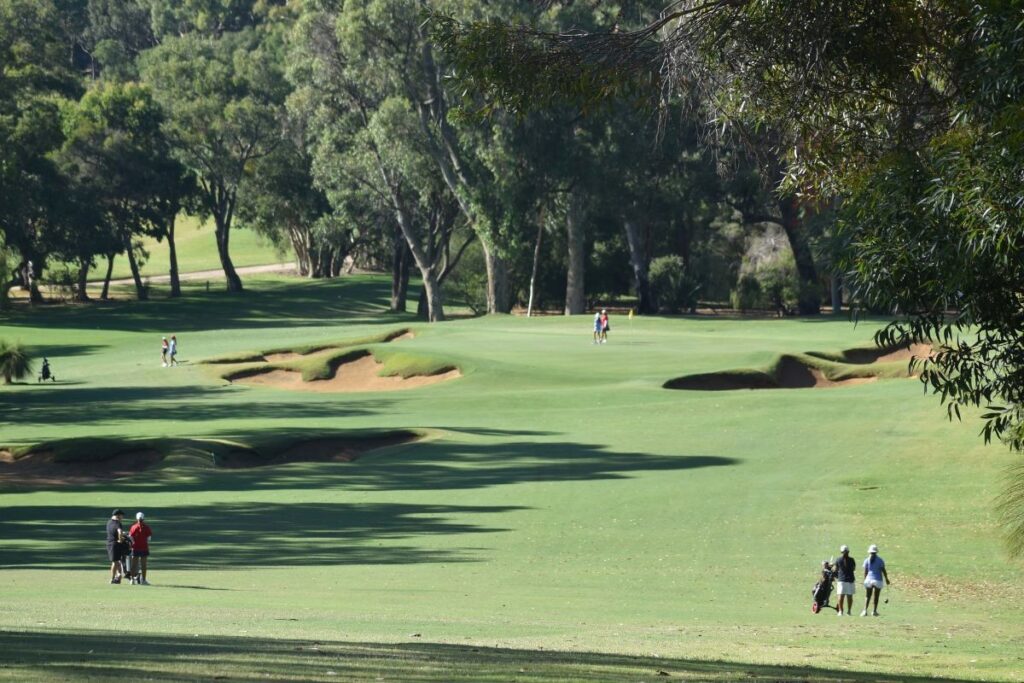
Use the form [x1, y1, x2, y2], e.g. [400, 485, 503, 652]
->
[861, 544, 890, 616]
[129, 512, 153, 585]
[834, 545, 856, 616]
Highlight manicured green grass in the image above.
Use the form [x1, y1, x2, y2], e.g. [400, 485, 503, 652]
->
[87, 215, 291, 281]
[1, 276, 1022, 681]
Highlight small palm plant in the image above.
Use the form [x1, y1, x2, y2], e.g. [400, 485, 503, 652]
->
[0, 340, 32, 384]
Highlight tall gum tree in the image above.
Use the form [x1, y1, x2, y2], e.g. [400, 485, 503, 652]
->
[141, 26, 285, 292]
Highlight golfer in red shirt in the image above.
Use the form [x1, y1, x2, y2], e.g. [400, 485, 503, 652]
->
[129, 512, 153, 585]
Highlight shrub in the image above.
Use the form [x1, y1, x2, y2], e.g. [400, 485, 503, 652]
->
[0, 236, 16, 310]
[650, 255, 699, 313]
[730, 275, 763, 311]
[443, 241, 487, 316]
[0, 340, 33, 384]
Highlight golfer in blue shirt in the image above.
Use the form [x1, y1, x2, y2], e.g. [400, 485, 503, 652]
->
[861, 544, 891, 616]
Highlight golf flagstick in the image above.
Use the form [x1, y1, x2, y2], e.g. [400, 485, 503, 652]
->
[628, 308, 634, 343]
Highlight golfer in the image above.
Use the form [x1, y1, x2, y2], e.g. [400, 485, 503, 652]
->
[593, 311, 602, 344]
[161, 337, 168, 367]
[129, 512, 153, 585]
[861, 543, 890, 616]
[834, 544, 856, 616]
[168, 335, 179, 366]
[106, 509, 126, 584]
[600, 309, 610, 343]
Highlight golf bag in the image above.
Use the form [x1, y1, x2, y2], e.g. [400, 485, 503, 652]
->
[38, 360, 55, 383]
[117, 535, 134, 582]
[811, 562, 836, 614]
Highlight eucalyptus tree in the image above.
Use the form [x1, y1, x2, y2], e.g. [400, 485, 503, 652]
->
[290, 4, 484, 321]
[59, 81, 190, 300]
[315, 0, 553, 314]
[140, 23, 286, 292]
[0, 0, 82, 302]
[84, 0, 157, 80]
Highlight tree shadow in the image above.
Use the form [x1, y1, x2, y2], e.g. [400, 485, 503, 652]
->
[1, 386, 390, 427]
[0, 502, 525, 570]
[0, 630, 980, 682]
[103, 433, 738, 494]
[0, 276, 413, 333]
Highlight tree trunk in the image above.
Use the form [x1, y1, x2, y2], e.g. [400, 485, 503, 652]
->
[416, 285, 428, 319]
[482, 242, 511, 314]
[75, 259, 90, 302]
[26, 259, 42, 304]
[100, 254, 115, 300]
[392, 203, 445, 322]
[419, 270, 444, 322]
[778, 195, 820, 315]
[527, 221, 544, 317]
[624, 219, 654, 314]
[290, 225, 312, 278]
[391, 237, 411, 313]
[564, 190, 586, 315]
[168, 215, 181, 298]
[830, 273, 843, 315]
[213, 211, 243, 292]
[124, 238, 148, 301]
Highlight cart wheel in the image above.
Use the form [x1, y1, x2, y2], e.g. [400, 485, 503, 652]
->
[811, 601, 820, 614]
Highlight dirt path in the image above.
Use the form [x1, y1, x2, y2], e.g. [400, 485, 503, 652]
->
[100, 262, 296, 286]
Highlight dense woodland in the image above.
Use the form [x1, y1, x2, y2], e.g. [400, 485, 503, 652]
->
[0, 0, 839, 321]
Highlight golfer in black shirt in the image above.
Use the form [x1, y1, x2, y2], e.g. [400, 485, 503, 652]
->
[106, 509, 126, 584]
[834, 544, 856, 616]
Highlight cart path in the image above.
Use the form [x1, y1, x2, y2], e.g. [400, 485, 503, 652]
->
[99, 262, 296, 286]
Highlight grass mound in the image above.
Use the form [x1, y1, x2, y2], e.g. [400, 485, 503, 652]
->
[202, 328, 414, 365]
[0, 438, 164, 487]
[0, 431, 423, 484]
[807, 341, 935, 365]
[664, 352, 911, 391]
[214, 430, 421, 468]
[228, 349, 460, 393]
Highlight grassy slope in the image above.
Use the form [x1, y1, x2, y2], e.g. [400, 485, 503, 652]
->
[1, 276, 1022, 682]
[88, 216, 291, 281]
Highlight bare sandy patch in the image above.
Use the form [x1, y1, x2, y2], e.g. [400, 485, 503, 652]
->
[391, 331, 415, 342]
[841, 342, 935, 365]
[235, 355, 459, 393]
[0, 448, 163, 487]
[263, 352, 302, 363]
[778, 357, 877, 389]
[875, 342, 935, 364]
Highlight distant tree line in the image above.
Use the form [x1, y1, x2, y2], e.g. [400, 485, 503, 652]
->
[0, 0, 843, 320]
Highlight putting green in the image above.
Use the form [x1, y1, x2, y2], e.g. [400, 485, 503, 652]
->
[0, 275, 1021, 682]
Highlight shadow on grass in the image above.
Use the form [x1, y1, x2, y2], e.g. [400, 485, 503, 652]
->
[0, 276, 411, 333]
[1, 386, 390, 427]
[0, 630, 976, 682]
[0, 502, 524, 570]
[83, 433, 737, 494]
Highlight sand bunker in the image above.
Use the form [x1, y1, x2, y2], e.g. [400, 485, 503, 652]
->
[235, 354, 459, 393]
[216, 433, 418, 468]
[834, 342, 935, 365]
[665, 356, 877, 392]
[0, 448, 163, 487]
